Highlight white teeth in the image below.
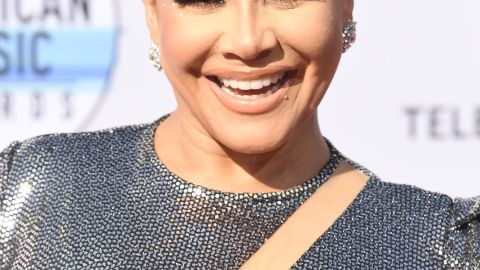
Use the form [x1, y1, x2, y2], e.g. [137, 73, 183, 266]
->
[250, 80, 264, 90]
[219, 72, 285, 91]
[222, 79, 232, 87]
[238, 81, 250, 90]
[220, 85, 277, 100]
[221, 85, 235, 96]
[230, 80, 238, 88]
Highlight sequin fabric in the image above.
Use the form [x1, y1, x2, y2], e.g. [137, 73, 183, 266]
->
[0, 117, 479, 269]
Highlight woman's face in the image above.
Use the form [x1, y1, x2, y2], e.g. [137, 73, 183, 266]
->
[144, 0, 353, 154]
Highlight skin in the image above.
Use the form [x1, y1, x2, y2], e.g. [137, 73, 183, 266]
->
[143, 0, 355, 193]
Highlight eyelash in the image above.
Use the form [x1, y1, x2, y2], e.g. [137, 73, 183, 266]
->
[174, 0, 305, 12]
[175, 0, 226, 11]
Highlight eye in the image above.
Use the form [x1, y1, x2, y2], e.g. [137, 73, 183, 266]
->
[174, 0, 226, 13]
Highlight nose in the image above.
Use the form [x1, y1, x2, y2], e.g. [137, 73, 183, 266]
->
[218, 3, 277, 61]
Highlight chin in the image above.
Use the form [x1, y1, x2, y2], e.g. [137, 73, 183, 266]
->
[211, 124, 291, 155]
[220, 137, 286, 155]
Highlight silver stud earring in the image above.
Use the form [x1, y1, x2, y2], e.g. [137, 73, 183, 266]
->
[149, 41, 163, 72]
[342, 20, 357, 53]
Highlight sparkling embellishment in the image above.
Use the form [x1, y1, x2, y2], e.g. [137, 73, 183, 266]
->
[0, 116, 479, 269]
[342, 20, 357, 53]
[148, 41, 163, 72]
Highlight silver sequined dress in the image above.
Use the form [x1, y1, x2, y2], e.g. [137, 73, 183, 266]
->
[1, 117, 479, 269]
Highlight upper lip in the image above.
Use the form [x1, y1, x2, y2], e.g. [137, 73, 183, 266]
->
[205, 66, 293, 80]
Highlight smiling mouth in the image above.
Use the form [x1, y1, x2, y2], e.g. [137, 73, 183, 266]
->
[208, 71, 294, 100]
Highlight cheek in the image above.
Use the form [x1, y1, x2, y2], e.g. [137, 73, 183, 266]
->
[157, 10, 219, 77]
[272, 6, 341, 60]
[271, 8, 342, 114]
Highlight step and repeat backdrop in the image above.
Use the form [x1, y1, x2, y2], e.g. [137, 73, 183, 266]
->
[1, 0, 479, 197]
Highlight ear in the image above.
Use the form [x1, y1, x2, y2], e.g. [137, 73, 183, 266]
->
[143, 0, 161, 42]
[342, 0, 354, 23]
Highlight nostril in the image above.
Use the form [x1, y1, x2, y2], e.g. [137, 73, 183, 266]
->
[219, 28, 278, 62]
[222, 48, 274, 62]
[256, 49, 274, 60]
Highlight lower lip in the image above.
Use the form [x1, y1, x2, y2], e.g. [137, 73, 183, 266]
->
[207, 74, 293, 114]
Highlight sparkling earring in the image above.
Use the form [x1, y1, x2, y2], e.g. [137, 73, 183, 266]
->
[149, 41, 163, 72]
[342, 20, 357, 53]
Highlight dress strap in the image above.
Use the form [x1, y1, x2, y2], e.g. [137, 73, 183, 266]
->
[239, 161, 370, 270]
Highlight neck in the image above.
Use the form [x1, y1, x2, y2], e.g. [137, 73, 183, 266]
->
[154, 112, 330, 193]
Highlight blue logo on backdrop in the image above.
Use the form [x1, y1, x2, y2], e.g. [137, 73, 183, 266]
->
[0, 0, 120, 133]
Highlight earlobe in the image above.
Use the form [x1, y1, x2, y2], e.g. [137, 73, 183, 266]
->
[143, 0, 160, 42]
[342, 0, 354, 22]
[341, 0, 356, 53]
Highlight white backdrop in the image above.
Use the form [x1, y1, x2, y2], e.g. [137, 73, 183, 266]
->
[1, 0, 479, 197]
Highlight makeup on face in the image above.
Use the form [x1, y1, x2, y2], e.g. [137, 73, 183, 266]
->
[151, 0, 345, 153]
